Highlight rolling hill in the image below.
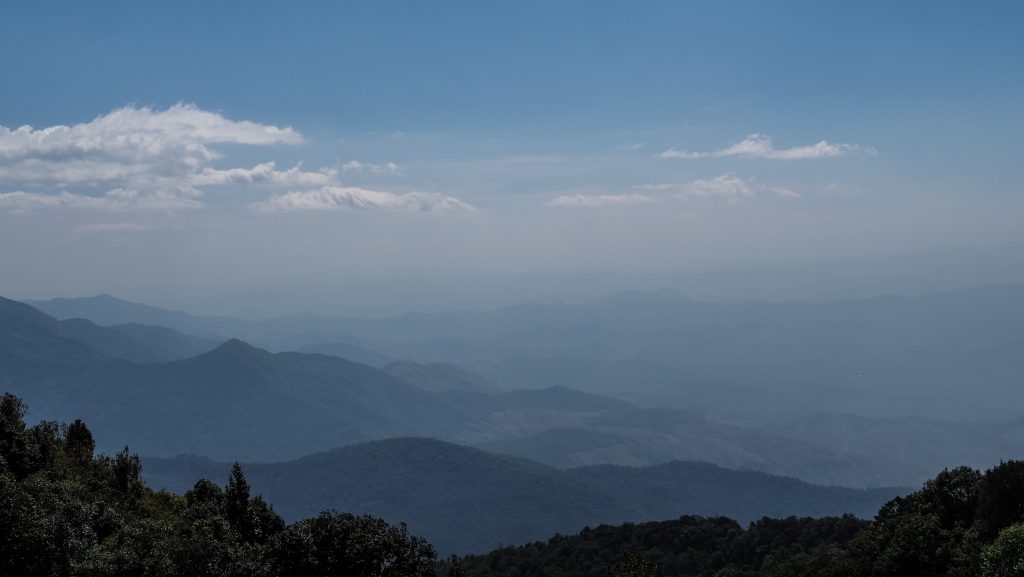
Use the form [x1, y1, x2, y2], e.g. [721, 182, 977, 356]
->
[141, 438, 903, 554]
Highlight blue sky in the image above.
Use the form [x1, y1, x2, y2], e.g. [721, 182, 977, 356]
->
[1, 1, 1022, 314]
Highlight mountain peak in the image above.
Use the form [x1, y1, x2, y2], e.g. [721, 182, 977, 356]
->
[201, 338, 270, 360]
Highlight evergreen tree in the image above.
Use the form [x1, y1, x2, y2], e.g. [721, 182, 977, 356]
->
[0, 392, 32, 478]
[64, 418, 95, 466]
[225, 462, 252, 540]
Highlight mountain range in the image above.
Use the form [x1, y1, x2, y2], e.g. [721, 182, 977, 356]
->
[28, 283, 1024, 423]
[6, 288, 1024, 488]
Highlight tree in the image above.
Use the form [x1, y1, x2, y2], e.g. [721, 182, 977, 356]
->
[982, 523, 1024, 577]
[0, 393, 32, 478]
[225, 462, 252, 539]
[64, 419, 95, 466]
[248, 494, 285, 544]
[446, 555, 466, 577]
[268, 511, 438, 577]
[977, 461, 1024, 541]
[112, 446, 144, 499]
[609, 553, 659, 577]
[187, 478, 226, 519]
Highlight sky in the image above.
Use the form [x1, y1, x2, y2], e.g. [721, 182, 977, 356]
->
[1, 1, 1023, 316]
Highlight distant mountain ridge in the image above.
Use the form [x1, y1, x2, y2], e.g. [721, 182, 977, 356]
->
[26, 293, 219, 333]
[26, 284, 1024, 423]
[7, 292, 1024, 488]
[142, 437, 904, 555]
[383, 360, 502, 393]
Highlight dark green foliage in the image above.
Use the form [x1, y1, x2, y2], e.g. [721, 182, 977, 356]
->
[982, 523, 1024, 577]
[65, 419, 95, 465]
[0, 392, 437, 577]
[7, 385, 1024, 577]
[609, 553, 659, 577]
[976, 461, 1024, 541]
[842, 462, 1024, 577]
[453, 462, 1024, 577]
[1, 392, 33, 478]
[455, 515, 867, 577]
[187, 478, 227, 518]
[266, 512, 437, 577]
[225, 462, 252, 538]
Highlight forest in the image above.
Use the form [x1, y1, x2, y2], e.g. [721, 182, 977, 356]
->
[4, 391, 1024, 577]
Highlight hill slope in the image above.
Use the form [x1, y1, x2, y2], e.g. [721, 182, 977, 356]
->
[142, 438, 902, 555]
[384, 360, 501, 393]
[29, 339, 502, 461]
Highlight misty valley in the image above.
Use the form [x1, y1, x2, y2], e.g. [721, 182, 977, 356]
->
[4, 281, 1024, 575]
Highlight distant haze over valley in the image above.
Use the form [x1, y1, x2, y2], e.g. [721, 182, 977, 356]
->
[14, 242, 1024, 318]
[5, 251, 1024, 503]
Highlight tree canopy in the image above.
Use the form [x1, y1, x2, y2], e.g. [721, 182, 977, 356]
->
[4, 390, 1024, 577]
[0, 392, 438, 577]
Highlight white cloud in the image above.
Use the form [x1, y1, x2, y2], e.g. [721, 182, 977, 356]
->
[658, 134, 871, 160]
[546, 193, 657, 208]
[74, 222, 150, 233]
[190, 162, 336, 187]
[640, 173, 757, 204]
[772, 186, 801, 199]
[340, 160, 401, 174]
[0, 188, 202, 211]
[0, 103, 300, 159]
[549, 174, 798, 209]
[0, 105, 455, 214]
[0, 104, 303, 211]
[252, 186, 476, 213]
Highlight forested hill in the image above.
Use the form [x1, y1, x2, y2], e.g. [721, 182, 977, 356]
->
[0, 392, 439, 577]
[142, 438, 902, 554]
[456, 461, 1024, 576]
[5, 391, 1024, 576]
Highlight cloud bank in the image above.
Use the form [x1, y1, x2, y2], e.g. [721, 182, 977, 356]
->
[635, 173, 757, 204]
[0, 105, 458, 214]
[550, 174, 780, 208]
[659, 134, 871, 160]
[252, 186, 475, 213]
[547, 193, 656, 208]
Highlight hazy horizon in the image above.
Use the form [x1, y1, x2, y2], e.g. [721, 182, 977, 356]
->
[7, 240, 1022, 318]
[3, 2, 1024, 318]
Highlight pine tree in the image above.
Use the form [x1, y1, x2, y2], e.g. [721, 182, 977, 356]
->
[225, 462, 252, 539]
[64, 419, 95, 466]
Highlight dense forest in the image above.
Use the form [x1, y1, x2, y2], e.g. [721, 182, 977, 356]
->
[455, 464, 1024, 577]
[4, 391, 1024, 576]
[0, 393, 437, 577]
